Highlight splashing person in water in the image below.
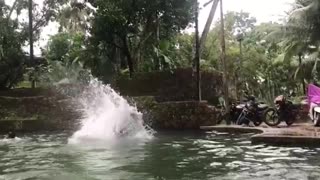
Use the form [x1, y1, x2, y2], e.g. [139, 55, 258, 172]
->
[113, 111, 143, 137]
[6, 130, 16, 139]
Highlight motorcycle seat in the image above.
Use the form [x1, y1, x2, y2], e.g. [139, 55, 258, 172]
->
[236, 104, 245, 109]
[258, 104, 268, 110]
[314, 107, 320, 113]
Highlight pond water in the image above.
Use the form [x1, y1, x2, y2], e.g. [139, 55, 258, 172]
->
[1, 131, 320, 180]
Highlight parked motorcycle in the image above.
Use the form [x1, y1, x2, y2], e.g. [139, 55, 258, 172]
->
[217, 97, 251, 125]
[236, 96, 268, 126]
[264, 95, 300, 127]
[230, 101, 246, 124]
[216, 100, 241, 124]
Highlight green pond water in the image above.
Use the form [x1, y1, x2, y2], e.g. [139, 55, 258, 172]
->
[0, 131, 320, 180]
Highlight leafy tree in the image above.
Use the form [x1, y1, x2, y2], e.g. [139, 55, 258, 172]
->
[264, 0, 320, 93]
[0, 0, 29, 89]
[41, 32, 92, 84]
[174, 11, 299, 100]
[89, 0, 196, 77]
[44, 32, 85, 62]
[57, 0, 94, 33]
[7, 0, 69, 40]
[171, 33, 194, 68]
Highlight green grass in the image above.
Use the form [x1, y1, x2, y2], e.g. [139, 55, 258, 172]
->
[15, 81, 32, 89]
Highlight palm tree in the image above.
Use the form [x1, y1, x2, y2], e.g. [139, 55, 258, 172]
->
[288, 0, 320, 87]
[266, 0, 320, 93]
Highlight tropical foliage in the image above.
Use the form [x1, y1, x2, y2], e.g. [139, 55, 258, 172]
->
[0, 0, 27, 89]
[2, 0, 320, 101]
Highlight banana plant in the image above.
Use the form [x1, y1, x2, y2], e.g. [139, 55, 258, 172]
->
[152, 39, 177, 72]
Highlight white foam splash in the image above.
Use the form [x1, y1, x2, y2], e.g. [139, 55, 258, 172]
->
[68, 79, 154, 145]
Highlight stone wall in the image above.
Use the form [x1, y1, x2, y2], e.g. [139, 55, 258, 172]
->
[115, 68, 223, 129]
[0, 87, 312, 133]
[0, 88, 81, 133]
[114, 68, 223, 105]
[151, 101, 218, 129]
[131, 96, 219, 130]
[0, 92, 219, 132]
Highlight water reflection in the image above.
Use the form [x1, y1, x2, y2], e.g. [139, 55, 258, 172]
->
[1, 132, 320, 179]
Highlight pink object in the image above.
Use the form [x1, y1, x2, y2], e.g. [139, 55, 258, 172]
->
[307, 84, 320, 106]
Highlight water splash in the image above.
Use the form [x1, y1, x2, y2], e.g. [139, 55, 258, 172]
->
[67, 78, 154, 145]
[40, 61, 154, 144]
[0, 137, 23, 144]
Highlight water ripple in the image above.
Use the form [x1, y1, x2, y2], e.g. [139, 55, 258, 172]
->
[0, 133, 320, 180]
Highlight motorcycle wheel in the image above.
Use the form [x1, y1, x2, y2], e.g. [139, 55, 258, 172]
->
[285, 119, 294, 126]
[236, 112, 247, 125]
[264, 108, 281, 126]
[315, 113, 320, 127]
[285, 112, 296, 126]
[253, 119, 262, 126]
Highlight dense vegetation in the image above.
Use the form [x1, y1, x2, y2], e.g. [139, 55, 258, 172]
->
[1, 0, 320, 101]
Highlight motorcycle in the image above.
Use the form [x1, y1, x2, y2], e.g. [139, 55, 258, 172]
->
[236, 96, 268, 126]
[230, 101, 246, 124]
[308, 84, 320, 126]
[264, 95, 300, 127]
[217, 97, 250, 125]
[216, 100, 241, 124]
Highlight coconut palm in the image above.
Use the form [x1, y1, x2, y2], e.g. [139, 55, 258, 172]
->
[265, 0, 320, 93]
[288, 0, 320, 86]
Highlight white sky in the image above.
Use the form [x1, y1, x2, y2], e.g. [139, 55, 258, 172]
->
[6, 0, 294, 55]
[198, 0, 294, 31]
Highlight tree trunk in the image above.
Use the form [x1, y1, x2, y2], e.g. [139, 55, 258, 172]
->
[8, 0, 18, 20]
[113, 37, 121, 73]
[192, 1, 218, 71]
[123, 37, 134, 78]
[194, 1, 201, 101]
[29, 0, 35, 88]
[237, 39, 242, 99]
[127, 56, 134, 78]
[200, 0, 219, 52]
[299, 53, 306, 94]
[219, 0, 230, 125]
[154, 12, 160, 71]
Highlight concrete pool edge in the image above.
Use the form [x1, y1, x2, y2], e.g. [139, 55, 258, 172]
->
[200, 126, 264, 134]
[200, 124, 320, 146]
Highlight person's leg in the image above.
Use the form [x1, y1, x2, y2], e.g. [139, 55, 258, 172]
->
[309, 103, 317, 120]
